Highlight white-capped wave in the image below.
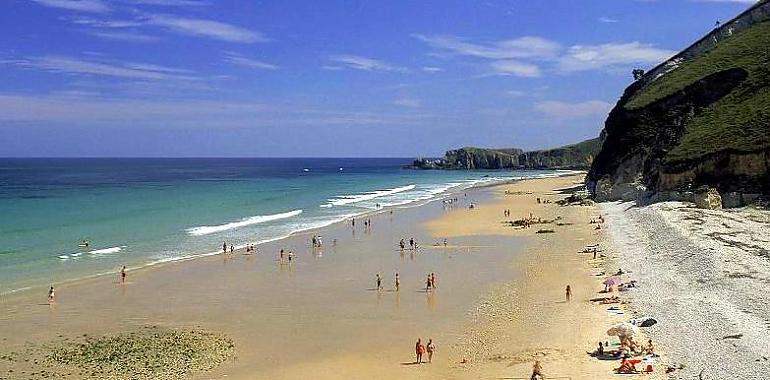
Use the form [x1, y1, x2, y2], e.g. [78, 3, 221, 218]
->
[321, 184, 416, 208]
[89, 246, 126, 255]
[186, 209, 303, 236]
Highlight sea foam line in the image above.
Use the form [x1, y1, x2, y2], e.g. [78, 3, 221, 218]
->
[186, 209, 303, 236]
[321, 184, 416, 208]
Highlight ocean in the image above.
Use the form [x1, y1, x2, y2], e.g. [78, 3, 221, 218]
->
[0, 158, 567, 294]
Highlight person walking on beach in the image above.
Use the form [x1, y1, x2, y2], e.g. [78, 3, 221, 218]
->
[288, 251, 294, 262]
[376, 273, 382, 290]
[415, 338, 425, 364]
[426, 274, 433, 292]
[530, 360, 544, 380]
[395, 272, 400, 291]
[47, 286, 55, 304]
[431, 273, 437, 289]
[409, 238, 414, 250]
[120, 266, 126, 284]
[399, 239, 405, 251]
[223, 241, 227, 254]
[426, 339, 435, 363]
[280, 249, 285, 262]
[565, 285, 572, 302]
[230, 244, 234, 254]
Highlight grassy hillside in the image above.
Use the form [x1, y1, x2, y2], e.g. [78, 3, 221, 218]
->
[626, 20, 770, 163]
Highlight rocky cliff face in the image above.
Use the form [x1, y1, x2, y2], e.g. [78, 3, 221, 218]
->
[412, 138, 600, 170]
[587, 0, 770, 208]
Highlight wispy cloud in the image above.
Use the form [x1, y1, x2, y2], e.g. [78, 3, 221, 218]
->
[534, 100, 613, 119]
[222, 52, 278, 70]
[490, 60, 541, 77]
[124, 0, 211, 6]
[413, 34, 561, 60]
[506, 90, 526, 97]
[145, 14, 267, 43]
[327, 55, 408, 73]
[8, 55, 198, 81]
[86, 30, 160, 43]
[422, 66, 443, 73]
[559, 42, 675, 72]
[31, 0, 110, 13]
[598, 16, 619, 23]
[394, 97, 421, 108]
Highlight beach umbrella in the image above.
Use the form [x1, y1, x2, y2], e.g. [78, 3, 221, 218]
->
[607, 322, 639, 338]
[629, 317, 658, 328]
[603, 276, 622, 287]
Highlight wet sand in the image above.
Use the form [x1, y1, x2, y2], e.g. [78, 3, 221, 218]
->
[0, 174, 657, 379]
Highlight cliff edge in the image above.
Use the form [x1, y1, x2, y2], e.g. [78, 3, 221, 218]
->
[587, 0, 770, 208]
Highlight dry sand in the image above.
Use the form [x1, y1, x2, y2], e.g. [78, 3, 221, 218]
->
[0, 174, 664, 379]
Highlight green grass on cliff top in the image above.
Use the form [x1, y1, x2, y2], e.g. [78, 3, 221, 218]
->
[626, 21, 770, 163]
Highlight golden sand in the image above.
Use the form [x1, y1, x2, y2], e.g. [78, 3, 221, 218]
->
[0, 174, 663, 379]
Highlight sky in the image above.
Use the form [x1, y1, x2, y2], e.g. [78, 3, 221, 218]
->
[0, 0, 757, 157]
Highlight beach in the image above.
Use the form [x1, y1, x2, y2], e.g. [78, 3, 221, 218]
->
[0, 174, 662, 379]
[601, 201, 770, 378]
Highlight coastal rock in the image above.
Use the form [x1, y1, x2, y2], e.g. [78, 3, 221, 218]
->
[694, 188, 723, 210]
[412, 138, 601, 170]
[587, 0, 770, 208]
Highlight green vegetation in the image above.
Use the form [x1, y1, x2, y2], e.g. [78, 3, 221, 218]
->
[626, 21, 770, 162]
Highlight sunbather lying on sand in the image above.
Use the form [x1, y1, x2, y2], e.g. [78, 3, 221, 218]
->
[615, 358, 639, 374]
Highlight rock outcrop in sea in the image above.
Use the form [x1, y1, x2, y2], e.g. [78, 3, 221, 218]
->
[411, 138, 601, 170]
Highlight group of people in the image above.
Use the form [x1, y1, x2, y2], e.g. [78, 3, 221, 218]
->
[48, 264, 129, 305]
[245, 244, 258, 254]
[503, 209, 512, 217]
[425, 272, 437, 292]
[279, 248, 295, 263]
[414, 338, 436, 364]
[398, 238, 419, 251]
[375, 272, 403, 291]
[311, 235, 323, 248]
[222, 242, 234, 254]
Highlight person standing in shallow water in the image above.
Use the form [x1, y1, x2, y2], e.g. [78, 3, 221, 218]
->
[566, 285, 572, 302]
[376, 274, 382, 290]
[120, 266, 127, 284]
[395, 272, 400, 291]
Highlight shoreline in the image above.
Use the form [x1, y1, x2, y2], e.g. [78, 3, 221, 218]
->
[0, 172, 646, 380]
[0, 169, 583, 301]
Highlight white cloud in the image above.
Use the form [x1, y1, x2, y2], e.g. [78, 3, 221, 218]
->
[507, 90, 526, 97]
[422, 66, 443, 73]
[222, 52, 278, 70]
[394, 97, 421, 108]
[490, 60, 541, 77]
[598, 17, 619, 23]
[87, 30, 160, 43]
[328, 55, 408, 73]
[413, 34, 561, 60]
[8, 56, 198, 81]
[146, 14, 267, 43]
[534, 100, 613, 119]
[30, 0, 110, 12]
[559, 42, 675, 72]
[125, 0, 211, 6]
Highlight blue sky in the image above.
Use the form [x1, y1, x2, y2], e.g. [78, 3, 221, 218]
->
[0, 0, 756, 157]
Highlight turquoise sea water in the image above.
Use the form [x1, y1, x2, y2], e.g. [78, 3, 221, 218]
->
[0, 158, 567, 294]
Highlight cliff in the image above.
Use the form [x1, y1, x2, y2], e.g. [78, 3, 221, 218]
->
[412, 138, 600, 170]
[587, 0, 770, 208]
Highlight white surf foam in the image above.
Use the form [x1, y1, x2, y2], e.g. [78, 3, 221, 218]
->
[186, 209, 303, 236]
[321, 184, 416, 208]
[89, 246, 126, 255]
